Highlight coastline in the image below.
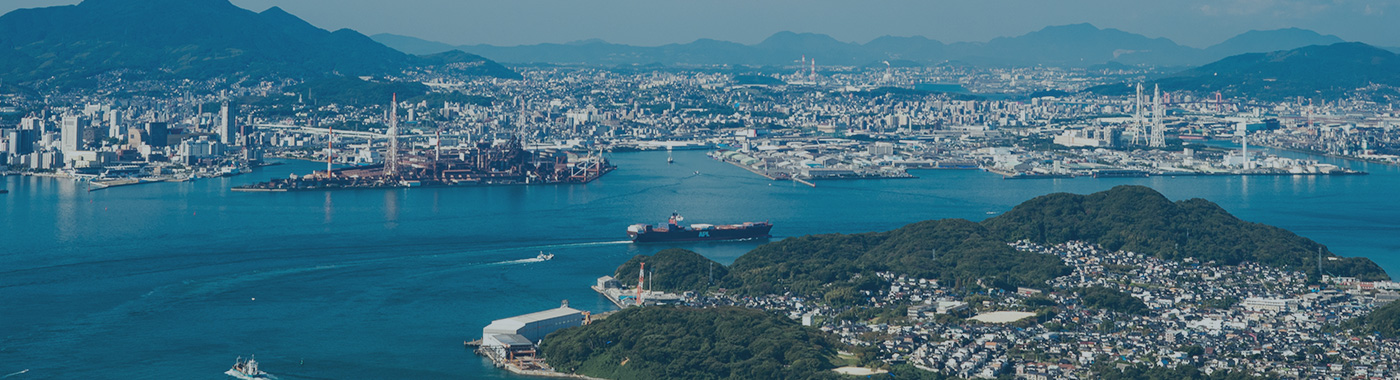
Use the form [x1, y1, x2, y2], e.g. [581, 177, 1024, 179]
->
[1253, 142, 1400, 167]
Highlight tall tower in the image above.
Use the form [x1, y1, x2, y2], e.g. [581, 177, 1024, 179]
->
[326, 122, 335, 175]
[60, 115, 88, 153]
[1238, 123, 1253, 170]
[1150, 85, 1166, 148]
[218, 102, 237, 145]
[1130, 83, 1145, 145]
[636, 262, 645, 306]
[385, 94, 399, 176]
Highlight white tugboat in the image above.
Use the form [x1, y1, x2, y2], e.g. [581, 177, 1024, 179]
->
[225, 355, 271, 379]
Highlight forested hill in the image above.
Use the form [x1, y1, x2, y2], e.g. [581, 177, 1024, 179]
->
[1088, 42, 1400, 101]
[614, 248, 728, 293]
[0, 0, 518, 86]
[1343, 300, 1400, 339]
[612, 186, 1385, 307]
[981, 185, 1388, 281]
[539, 306, 842, 380]
[724, 219, 1073, 302]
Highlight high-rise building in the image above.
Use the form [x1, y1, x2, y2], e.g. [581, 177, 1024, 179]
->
[106, 109, 125, 140]
[5, 128, 38, 156]
[61, 115, 89, 153]
[217, 102, 237, 145]
[20, 116, 45, 133]
[145, 122, 170, 148]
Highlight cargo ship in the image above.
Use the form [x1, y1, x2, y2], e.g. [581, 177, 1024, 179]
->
[627, 213, 772, 243]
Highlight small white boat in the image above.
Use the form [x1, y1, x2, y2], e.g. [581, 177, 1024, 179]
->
[537, 251, 555, 261]
[225, 355, 270, 379]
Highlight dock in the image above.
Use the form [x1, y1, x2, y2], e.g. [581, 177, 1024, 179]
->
[234, 139, 614, 192]
[591, 276, 685, 308]
[711, 155, 821, 187]
[88, 176, 192, 191]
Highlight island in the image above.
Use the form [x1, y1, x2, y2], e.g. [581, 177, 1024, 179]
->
[505, 185, 1393, 379]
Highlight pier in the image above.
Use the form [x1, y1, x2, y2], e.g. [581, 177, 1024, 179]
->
[591, 276, 684, 308]
[87, 176, 192, 191]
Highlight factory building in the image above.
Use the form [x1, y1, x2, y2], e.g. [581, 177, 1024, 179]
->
[478, 301, 589, 370]
[482, 303, 586, 347]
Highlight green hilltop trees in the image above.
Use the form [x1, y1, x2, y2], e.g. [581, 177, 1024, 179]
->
[540, 306, 842, 380]
[615, 249, 729, 293]
[1343, 300, 1400, 339]
[608, 186, 1386, 306]
[982, 185, 1388, 281]
[1076, 286, 1150, 315]
[546, 185, 1388, 380]
[726, 219, 1072, 302]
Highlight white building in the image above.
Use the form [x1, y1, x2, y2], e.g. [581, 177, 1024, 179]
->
[1052, 128, 1114, 148]
[60, 115, 89, 153]
[1242, 297, 1299, 312]
[20, 116, 45, 133]
[178, 137, 225, 163]
[218, 102, 237, 145]
[105, 109, 125, 140]
[869, 142, 895, 156]
[481, 303, 587, 349]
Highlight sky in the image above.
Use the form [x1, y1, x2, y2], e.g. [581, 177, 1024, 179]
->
[2, 0, 1398, 48]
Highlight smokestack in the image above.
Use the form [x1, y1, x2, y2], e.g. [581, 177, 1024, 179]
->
[637, 262, 645, 306]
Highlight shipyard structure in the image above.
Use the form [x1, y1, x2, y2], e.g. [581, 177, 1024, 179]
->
[234, 95, 613, 191]
[469, 301, 591, 375]
[234, 138, 613, 191]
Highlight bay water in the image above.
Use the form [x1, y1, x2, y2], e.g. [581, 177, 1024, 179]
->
[2, 145, 1398, 378]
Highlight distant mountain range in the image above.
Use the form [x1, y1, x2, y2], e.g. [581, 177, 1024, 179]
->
[0, 0, 518, 87]
[1091, 42, 1400, 100]
[374, 24, 1351, 68]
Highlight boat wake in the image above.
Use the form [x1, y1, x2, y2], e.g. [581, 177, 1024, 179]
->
[225, 369, 278, 380]
[528, 240, 632, 250]
[491, 257, 546, 265]
[489, 251, 562, 265]
[1, 369, 29, 379]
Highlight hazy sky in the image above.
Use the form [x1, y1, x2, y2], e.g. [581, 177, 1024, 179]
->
[4, 0, 1398, 47]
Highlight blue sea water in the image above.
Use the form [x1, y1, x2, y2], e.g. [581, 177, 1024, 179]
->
[2, 145, 1398, 379]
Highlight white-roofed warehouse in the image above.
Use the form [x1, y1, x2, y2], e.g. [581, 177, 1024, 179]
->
[481, 304, 587, 349]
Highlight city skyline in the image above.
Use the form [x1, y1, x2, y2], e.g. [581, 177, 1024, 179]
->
[1, 0, 1397, 48]
[4, 0, 1400, 379]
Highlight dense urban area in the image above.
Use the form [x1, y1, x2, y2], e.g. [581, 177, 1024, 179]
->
[6, 1, 1400, 380]
[5, 8, 1400, 378]
[480, 186, 1400, 380]
[3, 62, 1396, 189]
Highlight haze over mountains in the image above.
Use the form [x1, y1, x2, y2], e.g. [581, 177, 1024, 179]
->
[0, 0, 1392, 101]
[374, 24, 1358, 68]
[0, 0, 518, 87]
[1092, 42, 1400, 101]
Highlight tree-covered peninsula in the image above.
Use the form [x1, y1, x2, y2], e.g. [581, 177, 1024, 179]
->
[982, 185, 1387, 281]
[539, 306, 843, 380]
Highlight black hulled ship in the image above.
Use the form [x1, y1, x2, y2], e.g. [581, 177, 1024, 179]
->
[627, 213, 772, 243]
